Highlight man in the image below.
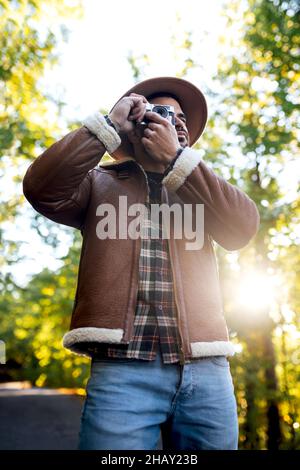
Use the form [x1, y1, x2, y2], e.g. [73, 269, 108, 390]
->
[23, 76, 260, 450]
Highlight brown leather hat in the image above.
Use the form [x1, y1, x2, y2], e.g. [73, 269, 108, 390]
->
[109, 76, 208, 159]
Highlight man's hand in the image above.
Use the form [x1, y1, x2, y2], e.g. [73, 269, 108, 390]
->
[141, 111, 181, 165]
[109, 93, 148, 134]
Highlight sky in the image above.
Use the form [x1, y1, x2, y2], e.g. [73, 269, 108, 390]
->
[44, 0, 227, 123]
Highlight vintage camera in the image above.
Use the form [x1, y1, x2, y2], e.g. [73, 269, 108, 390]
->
[140, 103, 176, 126]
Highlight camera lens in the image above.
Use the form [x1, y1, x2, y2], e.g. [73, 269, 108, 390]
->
[152, 105, 169, 118]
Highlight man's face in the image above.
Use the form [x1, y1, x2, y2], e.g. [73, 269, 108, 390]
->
[147, 96, 190, 148]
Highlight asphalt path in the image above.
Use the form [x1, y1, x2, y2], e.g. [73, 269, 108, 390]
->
[0, 384, 164, 450]
[0, 385, 84, 450]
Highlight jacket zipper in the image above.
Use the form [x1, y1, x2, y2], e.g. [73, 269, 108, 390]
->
[169, 255, 185, 366]
[162, 186, 186, 366]
[124, 165, 149, 344]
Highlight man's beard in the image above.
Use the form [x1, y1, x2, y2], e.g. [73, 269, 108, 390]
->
[178, 135, 188, 148]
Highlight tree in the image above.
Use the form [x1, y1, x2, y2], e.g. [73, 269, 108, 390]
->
[0, 0, 85, 384]
[212, 0, 300, 449]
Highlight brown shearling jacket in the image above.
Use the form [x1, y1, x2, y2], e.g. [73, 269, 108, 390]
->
[23, 124, 260, 363]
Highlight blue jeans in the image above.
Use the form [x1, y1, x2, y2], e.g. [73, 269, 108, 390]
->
[78, 344, 239, 450]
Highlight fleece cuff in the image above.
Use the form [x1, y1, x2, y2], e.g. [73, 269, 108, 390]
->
[162, 147, 202, 192]
[82, 111, 121, 154]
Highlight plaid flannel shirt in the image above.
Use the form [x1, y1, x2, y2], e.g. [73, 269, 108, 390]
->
[91, 170, 191, 364]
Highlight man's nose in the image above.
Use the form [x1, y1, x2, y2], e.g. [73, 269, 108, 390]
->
[175, 116, 185, 129]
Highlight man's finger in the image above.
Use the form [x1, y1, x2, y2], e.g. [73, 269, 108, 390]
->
[129, 107, 144, 118]
[129, 93, 148, 103]
[129, 96, 144, 106]
[143, 128, 155, 137]
[141, 136, 153, 147]
[129, 103, 147, 121]
[147, 122, 160, 130]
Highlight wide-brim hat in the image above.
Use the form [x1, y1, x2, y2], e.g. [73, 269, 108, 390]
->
[109, 76, 208, 159]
